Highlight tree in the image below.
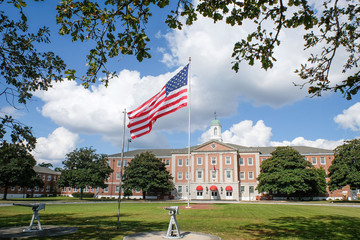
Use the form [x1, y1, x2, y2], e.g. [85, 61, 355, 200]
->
[122, 151, 173, 199]
[1, 0, 67, 149]
[328, 139, 360, 193]
[38, 162, 53, 168]
[57, 1, 360, 99]
[0, 141, 43, 200]
[257, 146, 327, 199]
[56, 147, 113, 200]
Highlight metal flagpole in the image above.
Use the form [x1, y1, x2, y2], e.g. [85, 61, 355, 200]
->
[187, 57, 192, 208]
[117, 108, 126, 229]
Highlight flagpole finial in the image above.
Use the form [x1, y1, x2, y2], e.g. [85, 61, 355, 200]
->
[189, 57, 191, 63]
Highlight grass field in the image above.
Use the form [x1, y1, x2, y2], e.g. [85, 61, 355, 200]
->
[1, 201, 360, 239]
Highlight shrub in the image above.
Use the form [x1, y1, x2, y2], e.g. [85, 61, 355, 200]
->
[72, 192, 94, 198]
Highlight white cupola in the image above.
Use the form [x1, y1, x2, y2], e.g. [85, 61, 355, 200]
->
[210, 113, 222, 142]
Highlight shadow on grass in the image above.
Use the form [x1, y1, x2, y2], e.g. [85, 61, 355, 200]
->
[0, 212, 168, 239]
[242, 215, 360, 240]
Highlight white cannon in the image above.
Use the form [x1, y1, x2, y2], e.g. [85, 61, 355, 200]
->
[13, 203, 45, 232]
[163, 206, 182, 238]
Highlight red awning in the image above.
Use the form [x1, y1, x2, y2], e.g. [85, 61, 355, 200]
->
[225, 186, 233, 191]
[210, 185, 218, 191]
[196, 186, 203, 191]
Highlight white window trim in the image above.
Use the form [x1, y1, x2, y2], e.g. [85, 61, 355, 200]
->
[178, 158, 183, 166]
[178, 172, 183, 180]
[225, 170, 232, 179]
[248, 171, 254, 180]
[311, 157, 317, 165]
[197, 157, 203, 165]
[320, 157, 326, 165]
[225, 156, 231, 165]
[197, 170, 203, 180]
[211, 157, 217, 165]
[239, 158, 245, 166]
[247, 157, 253, 166]
[240, 171, 245, 180]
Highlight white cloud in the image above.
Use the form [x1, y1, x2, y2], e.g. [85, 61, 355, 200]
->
[33, 69, 187, 149]
[200, 120, 272, 146]
[270, 137, 345, 150]
[0, 106, 24, 118]
[160, 13, 311, 109]
[199, 120, 344, 150]
[334, 102, 360, 131]
[32, 127, 80, 166]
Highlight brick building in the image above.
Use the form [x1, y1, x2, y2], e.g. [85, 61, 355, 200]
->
[0, 166, 61, 199]
[69, 118, 350, 201]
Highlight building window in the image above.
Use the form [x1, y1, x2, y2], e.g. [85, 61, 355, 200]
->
[47, 175, 52, 181]
[84, 186, 89, 192]
[73, 187, 77, 192]
[27, 188, 32, 192]
[186, 158, 190, 166]
[124, 160, 129, 167]
[107, 160, 110, 166]
[46, 186, 50, 192]
[226, 191, 232, 197]
[240, 186, 245, 193]
[178, 172, 183, 180]
[165, 159, 170, 166]
[226, 170, 232, 180]
[239, 158, 244, 166]
[248, 171, 254, 179]
[54, 176, 57, 181]
[178, 159, 183, 166]
[186, 186, 189, 193]
[18, 186, 22, 191]
[247, 158, 253, 166]
[249, 186, 254, 193]
[136, 189, 141, 193]
[320, 157, 325, 165]
[11, 186, 15, 191]
[211, 157, 217, 165]
[211, 170, 216, 180]
[178, 186, 182, 193]
[115, 186, 120, 193]
[197, 191, 203, 196]
[240, 172, 245, 180]
[116, 173, 121, 180]
[311, 157, 317, 165]
[197, 157, 203, 165]
[104, 187, 108, 192]
[117, 160, 121, 167]
[42, 175, 45, 181]
[197, 170, 203, 179]
[225, 157, 231, 165]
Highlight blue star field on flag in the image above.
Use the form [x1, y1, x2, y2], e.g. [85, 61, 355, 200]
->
[165, 64, 189, 96]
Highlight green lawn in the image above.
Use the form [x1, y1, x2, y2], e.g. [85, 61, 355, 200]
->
[1, 202, 360, 239]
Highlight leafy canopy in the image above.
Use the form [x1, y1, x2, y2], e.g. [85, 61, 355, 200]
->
[0, 141, 43, 200]
[56, 0, 360, 99]
[57, 147, 113, 199]
[122, 151, 173, 199]
[257, 146, 327, 198]
[328, 138, 360, 191]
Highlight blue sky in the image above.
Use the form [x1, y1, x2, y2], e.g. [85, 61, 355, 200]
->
[2, 1, 359, 167]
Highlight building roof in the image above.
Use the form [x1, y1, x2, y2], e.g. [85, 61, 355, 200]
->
[34, 166, 61, 175]
[108, 141, 333, 158]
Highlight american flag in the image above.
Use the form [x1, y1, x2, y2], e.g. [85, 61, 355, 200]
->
[127, 64, 189, 139]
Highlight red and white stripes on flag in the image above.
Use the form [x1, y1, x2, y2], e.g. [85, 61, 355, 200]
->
[127, 64, 189, 139]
